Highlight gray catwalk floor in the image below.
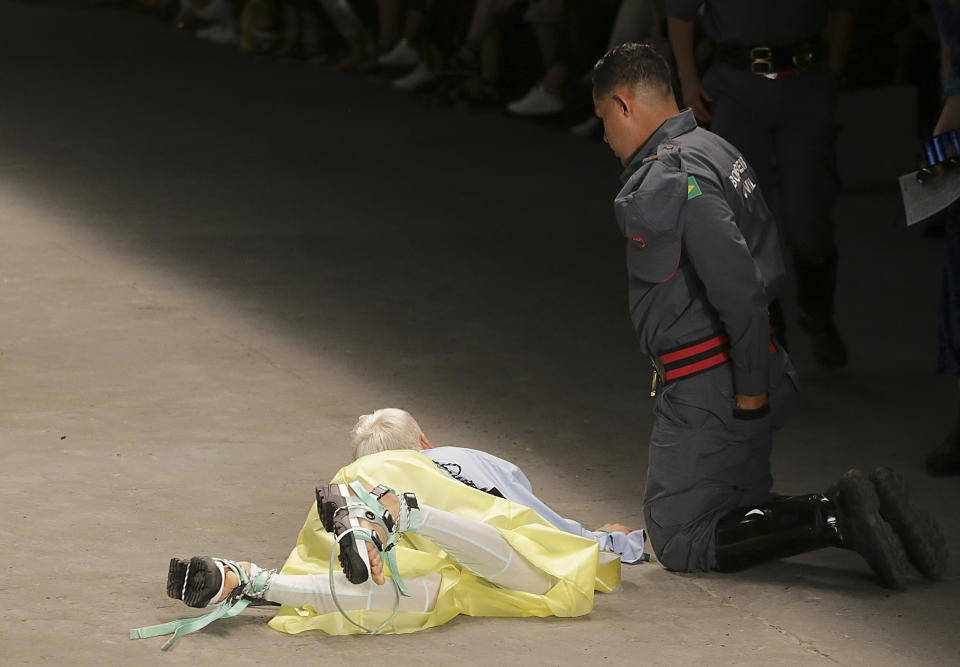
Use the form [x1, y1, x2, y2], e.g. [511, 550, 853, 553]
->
[1, 2, 957, 664]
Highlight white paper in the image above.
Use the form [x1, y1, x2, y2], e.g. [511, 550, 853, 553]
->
[899, 169, 960, 226]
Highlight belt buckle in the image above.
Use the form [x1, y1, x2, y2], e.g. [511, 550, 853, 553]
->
[750, 46, 773, 75]
[791, 48, 814, 69]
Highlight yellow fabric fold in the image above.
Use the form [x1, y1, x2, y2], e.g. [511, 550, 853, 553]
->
[268, 450, 614, 636]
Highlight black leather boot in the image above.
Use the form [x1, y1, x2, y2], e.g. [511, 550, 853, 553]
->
[715, 494, 842, 572]
[794, 252, 847, 369]
[716, 475, 914, 589]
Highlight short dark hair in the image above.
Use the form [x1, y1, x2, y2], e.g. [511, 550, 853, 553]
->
[592, 42, 673, 99]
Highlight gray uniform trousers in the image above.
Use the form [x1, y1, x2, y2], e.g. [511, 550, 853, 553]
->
[701, 63, 840, 262]
[642, 346, 799, 572]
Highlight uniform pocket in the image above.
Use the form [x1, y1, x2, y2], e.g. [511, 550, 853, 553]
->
[656, 369, 734, 431]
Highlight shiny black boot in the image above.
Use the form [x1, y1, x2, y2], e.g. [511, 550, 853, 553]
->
[794, 252, 847, 369]
[715, 494, 842, 572]
[716, 475, 914, 589]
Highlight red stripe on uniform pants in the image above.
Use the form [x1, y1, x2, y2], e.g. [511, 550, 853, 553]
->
[663, 350, 732, 382]
[660, 334, 730, 365]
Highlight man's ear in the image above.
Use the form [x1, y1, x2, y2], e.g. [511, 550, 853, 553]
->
[613, 93, 630, 117]
[419, 434, 433, 450]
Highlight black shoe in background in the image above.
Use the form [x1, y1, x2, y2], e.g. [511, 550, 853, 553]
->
[798, 311, 848, 369]
[926, 423, 960, 476]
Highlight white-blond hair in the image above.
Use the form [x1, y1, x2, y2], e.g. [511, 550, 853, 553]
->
[351, 408, 424, 459]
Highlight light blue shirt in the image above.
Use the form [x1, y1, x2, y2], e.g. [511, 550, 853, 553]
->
[421, 446, 647, 564]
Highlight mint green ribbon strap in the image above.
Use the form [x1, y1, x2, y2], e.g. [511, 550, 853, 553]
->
[130, 560, 271, 650]
[130, 596, 251, 650]
[347, 481, 411, 597]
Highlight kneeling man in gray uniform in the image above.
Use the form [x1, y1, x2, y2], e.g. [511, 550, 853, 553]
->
[591, 42, 946, 588]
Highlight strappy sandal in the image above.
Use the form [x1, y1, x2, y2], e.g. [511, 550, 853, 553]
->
[316, 481, 420, 634]
[131, 556, 273, 650]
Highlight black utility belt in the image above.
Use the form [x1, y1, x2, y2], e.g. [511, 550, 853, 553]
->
[716, 40, 824, 76]
[649, 328, 777, 397]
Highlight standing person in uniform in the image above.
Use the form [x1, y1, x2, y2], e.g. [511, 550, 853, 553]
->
[666, 0, 857, 369]
[926, 0, 960, 476]
[591, 43, 947, 586]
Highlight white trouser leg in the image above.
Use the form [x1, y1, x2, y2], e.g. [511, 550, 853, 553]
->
[416, 505, 553, 595]
[259, 501, 552, 611]
[262, 568, 441, 615]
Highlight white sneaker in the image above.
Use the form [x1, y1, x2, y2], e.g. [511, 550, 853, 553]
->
[393, 63, 436, 91]
[506, 84, 565, 116]
[378, 38, 419, 68]
[196, 23, 237, 45]
[570, 115, 600, 137]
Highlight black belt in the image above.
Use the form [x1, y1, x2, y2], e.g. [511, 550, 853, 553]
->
[716, 40, 824, 76]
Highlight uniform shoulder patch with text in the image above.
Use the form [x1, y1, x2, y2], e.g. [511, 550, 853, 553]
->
[687, 175, 702, 199]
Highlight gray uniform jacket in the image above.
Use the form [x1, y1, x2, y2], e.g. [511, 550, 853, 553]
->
[615, 109, 784, 396]
[666, 0, 860, 46]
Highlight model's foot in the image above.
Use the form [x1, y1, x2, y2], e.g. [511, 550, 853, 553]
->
[217, 561, 251, 602]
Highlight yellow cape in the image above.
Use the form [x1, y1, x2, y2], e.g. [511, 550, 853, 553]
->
[268, 450, 620, 635]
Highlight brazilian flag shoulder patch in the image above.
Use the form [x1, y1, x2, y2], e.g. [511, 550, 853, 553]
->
[687, 175, 702, 200]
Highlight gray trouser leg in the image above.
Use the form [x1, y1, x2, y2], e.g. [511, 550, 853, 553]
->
[642, 350, 797, 572]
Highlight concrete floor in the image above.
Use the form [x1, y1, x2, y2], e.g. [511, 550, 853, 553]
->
[0, 2, 958, 664]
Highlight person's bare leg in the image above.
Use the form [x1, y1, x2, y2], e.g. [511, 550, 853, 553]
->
[402, 8, 425, 42]
[377, 0, 405, 52]
[542, 62, 567, 97]
[277, 5, 300, 56]
[479, 26, 502, 83]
